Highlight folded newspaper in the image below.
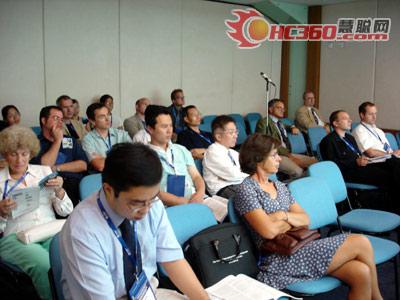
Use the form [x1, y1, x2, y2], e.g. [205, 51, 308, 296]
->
[368, 154, 392, 164]
[203, 195, 229, 222]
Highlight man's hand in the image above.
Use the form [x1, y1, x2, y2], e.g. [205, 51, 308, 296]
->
[0, 198, 17, 218]
[190, 148, 206, 159]
[393, 149, 400, 157]
[290, 127, 300, 135]
[356, 156, 369, 167]
[51, 125, 64, 142]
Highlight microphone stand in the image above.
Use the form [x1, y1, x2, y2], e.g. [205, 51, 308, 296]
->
[264, 78, 272, 127]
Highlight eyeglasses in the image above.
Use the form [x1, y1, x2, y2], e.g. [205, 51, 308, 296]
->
[224, 130, 239, 136]
[130, 197, 160, 211]
[49, 115, 63, 122]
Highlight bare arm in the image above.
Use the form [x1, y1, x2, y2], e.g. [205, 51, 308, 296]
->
[90, 157, 106, 172]
[364, 148, 388, 158]
[56, 160, 87, 173]
[158, 191, 190, 206]
[41, 127, 64, 166]
[286, 202, 310, 227]
[190, 148, 206, 160]
[162, 259, 209, 300]
[188, 166, 205, 203]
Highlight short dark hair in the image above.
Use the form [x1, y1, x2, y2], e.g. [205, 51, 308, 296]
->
[182, 105, 197, 121]
[56, 95, 71, 106]
[171, 89, 183, 101]
[145, 105, 172, 129]
[2, 105, 20, 121]
[211, 115, 235, 138]
[329, 110, 346, 127]
[268, 98, 283, 109]
[358, 101, 375, 115]
[239, 133, 280, 175]
[102, 143, 162, 197]
[303, 91, 314, 100]
[72, 99, 78, 104]
[99, 94, 113, 104]
[86, 103, 106, 121]
[39, 106, 62, 128]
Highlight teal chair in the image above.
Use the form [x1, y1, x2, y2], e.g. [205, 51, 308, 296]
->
[385, 132, 399, 150]
[79, 173, 102, 200]
[229, 114, 248, 145]
[49, 233, 64, 300]
[288, 177, 400, 298]
[351, 122, 359, 132]
[31, 126, 41, 135]
[308, 161, 400, 234]
[287, 133, 308, 154]
[194, 159, 203, 176]
[281, 118, 294, 127]
[245, 113, 262, 134]
[201, 115, 217, 133]
[396, 132, 400, 147]
[307, 127, 327, 155]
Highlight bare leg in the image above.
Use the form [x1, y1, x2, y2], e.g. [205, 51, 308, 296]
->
[327, 234, 383, 300]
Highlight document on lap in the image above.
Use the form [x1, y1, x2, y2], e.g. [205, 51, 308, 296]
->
[9, 187, 40, 219]
[367, 154, 392, 164]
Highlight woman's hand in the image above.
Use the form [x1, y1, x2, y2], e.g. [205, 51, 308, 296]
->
[0, 198, 17, 218]
[45, 176, 65, 199]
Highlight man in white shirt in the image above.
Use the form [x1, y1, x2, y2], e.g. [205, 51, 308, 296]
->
[203, 115, 248, 198]
[353, 101, 400, 158]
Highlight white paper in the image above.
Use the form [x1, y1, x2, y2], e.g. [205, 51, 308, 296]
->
[9, 187, 40, 219]
[367, 154, 392, 164]
[206, 274, 302, 300]
[203, 196, 228, 222]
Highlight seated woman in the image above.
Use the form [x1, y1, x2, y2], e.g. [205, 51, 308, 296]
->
[0, 125, 73, 300]
[235, 133, 382, 300]
[1, 105, 21, 130]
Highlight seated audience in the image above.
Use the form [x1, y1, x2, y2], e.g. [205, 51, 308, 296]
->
[31, 106, 88, 206]
[0, 125, 73, 300]
[353, 101, 400, 157]
[177, 105, 213, 159]
[82, 103, 131, 172]
[56, 95, 87, 141]
[256, 99, 317, 178]
[167, 89, 186, 137]
[295, 91, 330, 134]
[146, 105, 205, 206]
[235, 133, 382, 299]
[1, 105, 21, 131]
[203, 115, 247, 197]
[320, 110, 400, 211]
[99, 94, 123, 129]
[123, 97, 150, 138]
[59, 143, 208, 299]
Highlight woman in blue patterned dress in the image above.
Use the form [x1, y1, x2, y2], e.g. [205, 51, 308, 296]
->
[235, 133, 382, 300]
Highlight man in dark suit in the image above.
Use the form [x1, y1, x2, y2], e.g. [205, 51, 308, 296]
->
[167, 89, 185, 139]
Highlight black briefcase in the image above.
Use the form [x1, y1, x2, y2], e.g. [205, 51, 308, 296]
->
[184, 222, 259, 288]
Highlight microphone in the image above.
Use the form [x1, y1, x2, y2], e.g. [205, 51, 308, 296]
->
[260, 72, 276, 86]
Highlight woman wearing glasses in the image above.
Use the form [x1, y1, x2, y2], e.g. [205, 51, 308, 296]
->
[0, 125, 73, 300]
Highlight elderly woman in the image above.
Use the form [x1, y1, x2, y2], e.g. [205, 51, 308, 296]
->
[235, 134, 382, 300]
[0, 125, 73, 300]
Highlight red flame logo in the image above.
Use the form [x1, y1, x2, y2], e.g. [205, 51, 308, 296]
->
[225, 9, 265, 49]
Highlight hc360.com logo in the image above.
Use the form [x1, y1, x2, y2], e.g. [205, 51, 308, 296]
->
[225, 8, 391, 49]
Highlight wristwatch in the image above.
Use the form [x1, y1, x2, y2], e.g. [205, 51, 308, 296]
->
[52, 165, 61, 173]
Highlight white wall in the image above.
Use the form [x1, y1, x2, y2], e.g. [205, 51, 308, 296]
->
[320, 0, 400, 129]
[0, 0, 281, 126]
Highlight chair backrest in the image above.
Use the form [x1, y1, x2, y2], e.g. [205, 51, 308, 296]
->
[31, 126, 41, 135]
[281, 118, 294, 127]
[396, 133, 400, 148]
[227, 199, 240, 224]
[229, 114, 248, 145]
[307, 127, 328, 154]
[49, 233, 64, 300]
[288, 177, 338, 230]
[287, 133, 308, 154]
[79, 173, 102, 200]
[166, 203, 217, 245]
[198, 123, 211, 133]
[351, 122, 359, 132]
[194, 159, 203, 176]
[245, 113, 262, 134]
[201, 115, 217, 133]
[308, 161, 347, 204]
[385, 132, 399, 150]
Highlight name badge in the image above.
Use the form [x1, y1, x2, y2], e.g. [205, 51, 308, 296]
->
[128, 271, 156, 300]
[167, 175, 185, 197]
[62, 137, 73, 149]
[384, 143, 391, 152]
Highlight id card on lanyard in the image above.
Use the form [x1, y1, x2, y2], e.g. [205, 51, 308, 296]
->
[159, 149, 185, 197]
[2, 172, 28, 200]
[97, 197, 156, 300]
[362, 123, 392, 152]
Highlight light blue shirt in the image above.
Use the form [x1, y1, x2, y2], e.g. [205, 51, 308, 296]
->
[149, 142, 196, 199]
[59, 189, 183, 300]
[81, 128, 132, 161]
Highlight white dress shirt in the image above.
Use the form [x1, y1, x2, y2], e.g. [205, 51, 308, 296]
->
[353, 122, 391, 153]
[132, 129, 151, 145]
[202, 142, 248, 195]
[0, 164, 73, 236]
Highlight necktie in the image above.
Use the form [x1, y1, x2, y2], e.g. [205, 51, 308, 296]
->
[228, 150, 236, 166]
[311, 108, 319, 125]
[277, 121, 289, 146]
[119, 219, 142, 294]
[66, 123, 79, 139]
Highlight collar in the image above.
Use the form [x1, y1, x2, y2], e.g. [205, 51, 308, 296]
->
[187, 126, 201, 134]
[361, 121, 377, 129]
[149, 140, 172, 155]
[98, 188, 124, 227]
[270, 115, 279, 123]
[215, 142, 230, 151]
[1, 164, 38, 183]
[93, 128, 115, 139]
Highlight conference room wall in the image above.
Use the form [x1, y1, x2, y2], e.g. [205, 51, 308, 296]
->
[320, 0, 399, 129]
[0, 0, 281, 127]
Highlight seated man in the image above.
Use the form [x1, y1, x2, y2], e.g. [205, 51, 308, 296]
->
[59, 143, 208, 300]
[203, 115, 248, 198]
[123, 97, 150, 139]
[320, 110, 400, 211]
[256, 99, 317, 178]
[167, 89, 185, 137]
[146, 105, 205, 206]
[56, 95, 87, 141]
[31, 106, 88, 206]
[82, 103, 131, 172]
[177, 105, 213, 159]
[295, 91, 330, 134]
[353, 101, 400, 158]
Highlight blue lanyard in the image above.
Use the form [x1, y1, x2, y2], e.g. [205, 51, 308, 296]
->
[97, 197, 140, 274]
[197, 132, 212, 145]
[341, 137, 361, 156]
[2, 172, 28, 200]
[158, 149, 176, 173]
[361, 123, 384, 144]
[103, 131, 112, 150]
